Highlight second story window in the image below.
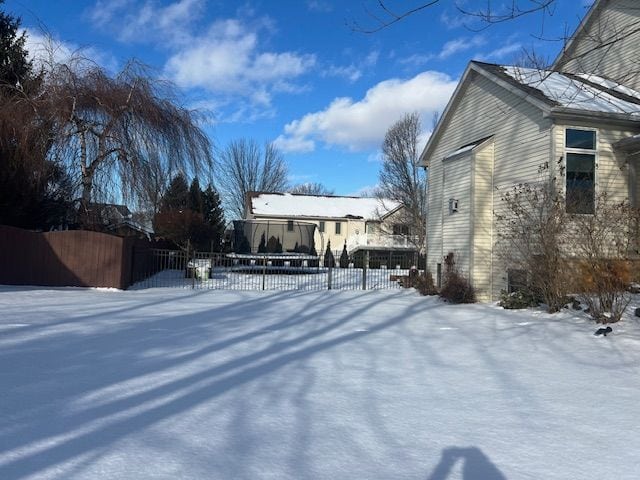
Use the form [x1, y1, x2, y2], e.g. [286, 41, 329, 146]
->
[565, 128, 596, 214]
[319, 221, 325, 233]
[335, 222, 342, 235]
[393, 224, 409, 235]
[287, 220, 294, 231]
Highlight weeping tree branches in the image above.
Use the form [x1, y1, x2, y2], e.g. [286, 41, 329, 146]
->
[37, 58, 212, 225]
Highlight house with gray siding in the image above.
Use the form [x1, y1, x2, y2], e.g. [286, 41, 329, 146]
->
[421, 0, 640, 301]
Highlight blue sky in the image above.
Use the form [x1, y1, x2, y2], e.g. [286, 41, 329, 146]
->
[8, 0, 593, 196]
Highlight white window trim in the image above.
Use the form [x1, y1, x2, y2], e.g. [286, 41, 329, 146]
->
[564, 126, 598, 215]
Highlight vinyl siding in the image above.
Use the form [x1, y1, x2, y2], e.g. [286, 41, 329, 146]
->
[471, 141, 494, 301]
[442, 153, 472, 276]
[558, 0, 640, 91]
[426, 70, 553, 300]
[552, 122, 634, 205]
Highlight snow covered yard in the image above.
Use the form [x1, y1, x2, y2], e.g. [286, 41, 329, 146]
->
[1, 287, 640, 480]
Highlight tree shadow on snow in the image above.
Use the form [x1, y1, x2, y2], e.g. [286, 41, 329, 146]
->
[427, 447, 507, 480]
[0, 289, 432, 479]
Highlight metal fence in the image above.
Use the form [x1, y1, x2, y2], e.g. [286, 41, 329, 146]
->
[130, 248, 424, 291]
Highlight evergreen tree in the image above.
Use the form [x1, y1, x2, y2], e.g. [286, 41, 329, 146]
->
[0, 2, 69, 229]
[339, 242, 350, 268]
[324, 240, 335, 268]
[201, 184, 226, 251]
[160, 174, 189, 211]
[266, 235, 279, 253]
[188, 177, 203, 213]
[0, 1, 33, 88]
[258, 233, 267, 253]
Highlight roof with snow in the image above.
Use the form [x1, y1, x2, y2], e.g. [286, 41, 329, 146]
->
[474, 62, 640, 116]
[247, 192, 401, 220]
[444, 135, 493, 160]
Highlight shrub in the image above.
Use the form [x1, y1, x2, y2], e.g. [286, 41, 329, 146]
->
[579, 260, 631, 323]
[499, 288, 541, 309]
[413, 271, 438, 296]
[440, 271, 476, 304]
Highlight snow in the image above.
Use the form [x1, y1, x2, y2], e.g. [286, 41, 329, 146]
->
[133, 267, 410, 290]
[250, 193, 400, 220]
[502, 66, 640, 115]
[443, 144, 475, 159]
[1, 286, 640, 479]
[575, 73, 640, 101]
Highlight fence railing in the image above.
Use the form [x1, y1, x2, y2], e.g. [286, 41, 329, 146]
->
[346, 233, 419, 252]
[131, 248, 424, 291]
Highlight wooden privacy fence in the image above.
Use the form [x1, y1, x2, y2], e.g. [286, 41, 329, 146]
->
[0, 225, 162, 289]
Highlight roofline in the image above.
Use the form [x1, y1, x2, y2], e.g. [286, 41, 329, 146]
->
[419, 63, 475, 167]
[420, 62, 552, 165]
[443, 135, 495, 162]
[251, 213, 387, 222]
[551, 0, 606, 70]
[545, 107, 640, 126]
[613, 135, 640, 152]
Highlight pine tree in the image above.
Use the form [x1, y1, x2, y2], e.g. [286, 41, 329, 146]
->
[202, 184, 226, 252]
[0, 1, 33, 88]
[188, 177, 203, 213]
[161, 174, 189, 211]
[258, 233, 267, 253]
[339, 242, 350, 268]
[324, 240, 335, 268]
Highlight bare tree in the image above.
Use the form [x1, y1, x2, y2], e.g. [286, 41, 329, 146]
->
[349, 0, 556, 34]
[37, 57, 212, 226]
[290, 182, 334, 196]
[216, 138, 289, 219]
[377, 112, 427, 250]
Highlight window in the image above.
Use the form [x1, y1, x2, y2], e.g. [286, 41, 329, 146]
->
[287, 220, 294, 231]
[335, 222, 342, 235]
[393, 224, 410, 235]
[319, 221, 325, 233]
[565, 129, 596, 214]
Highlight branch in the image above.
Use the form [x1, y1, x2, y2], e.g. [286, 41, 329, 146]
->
[350, 0, 440, 34]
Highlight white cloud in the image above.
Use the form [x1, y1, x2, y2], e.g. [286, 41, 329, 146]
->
[321, 50, 378, 83]
[440, 11, 467, 29]
[89, 1, 316, 110]
[273, 134, 315, 154]
[24, 29, 117, 71]
[438, 36, 485, 59]
[89, 0, 204, 44]
[275, 70, 458, 153]
[480, 42, 523, 61]
[164, 19, 316, 104]
[307, 0, 333, 13]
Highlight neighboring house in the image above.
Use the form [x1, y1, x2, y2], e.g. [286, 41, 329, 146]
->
[421, 0, 640, 301]
[85, 203, 153, 239]
[244, 192, 417, 256]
